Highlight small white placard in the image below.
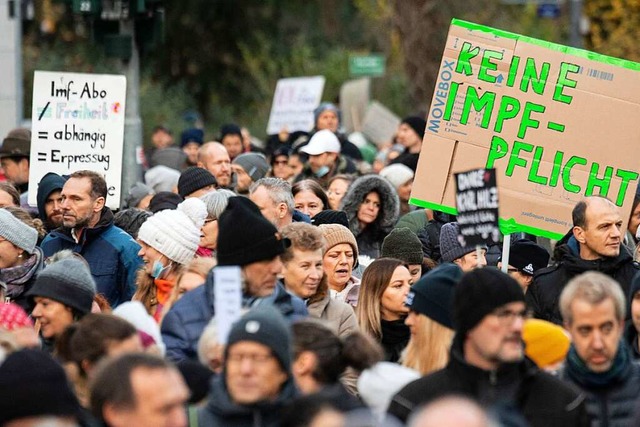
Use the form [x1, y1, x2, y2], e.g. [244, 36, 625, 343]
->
[266, 76, 325, 134]
[28, 71, 127, 209]
[213, 266, 243, 345]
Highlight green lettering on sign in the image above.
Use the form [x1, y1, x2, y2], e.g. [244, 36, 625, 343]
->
[486, 135, 509, 168]
[585, 163, 613, 197]
[615, 169, 640, 206]
[443, 81, 460, 121]
[456, 42, 481, 76]
[505, 141, 534, 176]
[562, 156, 587, 193]
[479, 49, 503, 83]
[494, 95, 521, 134]
[460, 87, 495, 129]
[520, 58, 550, 95]
[553, 62, 580, 104]
[517, 102, 545, 139]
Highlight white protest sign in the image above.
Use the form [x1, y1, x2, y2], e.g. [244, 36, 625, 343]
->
[362, 101, 401, 147]
[266, 76, 325, 135]
[28, 71, 126, 209]
[213, 266, 243, 345]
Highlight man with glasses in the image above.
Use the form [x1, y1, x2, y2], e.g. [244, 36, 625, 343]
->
[388, 268, 587, 426]
[195, 306, 297, 425]
[559, 271, 640, 425]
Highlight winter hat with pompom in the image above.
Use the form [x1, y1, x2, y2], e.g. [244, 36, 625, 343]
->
[137, 198, 207, 265]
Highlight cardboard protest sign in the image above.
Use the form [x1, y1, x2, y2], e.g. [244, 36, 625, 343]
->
[266, 76, 325, 135]
[411, 19, 640, 240]
[362, 101, 401, 147]
[28, 71, 126, 210]
[455, 168, 500, 246]
[340, 78, 370, 134]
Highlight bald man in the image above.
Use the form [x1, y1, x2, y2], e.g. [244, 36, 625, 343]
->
[197, 142, 232, 188]
[526, 196, 640, 325]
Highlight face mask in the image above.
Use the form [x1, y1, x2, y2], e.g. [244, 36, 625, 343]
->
[151, 260, 171, 279]
[315, 166, 330, 178]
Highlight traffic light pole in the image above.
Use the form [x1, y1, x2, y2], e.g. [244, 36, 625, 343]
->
[119, 18, 143, 207]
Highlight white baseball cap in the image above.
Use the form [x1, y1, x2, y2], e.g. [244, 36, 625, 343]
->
[300, 129, 341, 155]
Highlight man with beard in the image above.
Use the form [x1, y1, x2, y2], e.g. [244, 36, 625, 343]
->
[558, 271, 640, 425]
[41, 170, 142, 307]
[36, 172, 67, 232]
[388, 268, 587, 426]
[197, 142, 232, 189]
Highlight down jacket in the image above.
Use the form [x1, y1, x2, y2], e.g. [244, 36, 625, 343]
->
[340, 174, 400, 259]
[526, 232, 639, 325]
[161, 270, 307, 363]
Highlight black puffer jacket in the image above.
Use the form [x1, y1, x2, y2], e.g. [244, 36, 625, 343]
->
[526, 232, 639, 325]
[340, 174, 400, 259]
[388, 336, 588, 426]
[560, 344, 640, 426]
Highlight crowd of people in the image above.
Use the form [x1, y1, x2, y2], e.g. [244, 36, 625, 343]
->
[2, 102, 640, 427]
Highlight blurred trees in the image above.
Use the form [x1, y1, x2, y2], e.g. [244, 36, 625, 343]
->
[584, 0, 640, 61]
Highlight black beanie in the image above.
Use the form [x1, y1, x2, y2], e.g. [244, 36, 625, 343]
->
[217, 197, 290, 266]
[500, 239, 550, 275]
[177, 167, 217, 198]
[405, 263, 462, 328]
[225, 305, 292, 371]
[402, 116, 426, 138]
[180, 128, 204, 148]
[0, 349, 81, 424]
[310, 209, 349, 228]
[36, 172, 67, 221]
[454, 267, 525, 337]
[148, 191, 184, 213]
[220, 123, 242, 141]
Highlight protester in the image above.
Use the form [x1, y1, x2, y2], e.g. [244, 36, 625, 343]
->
[497, 238, 550, 292]
[527, 196, 640, 325]
[625, 273, 640, 358]
[161, 196, 307, 362]
[113, 301, 165, 356]
[197, 142, 233, 188]
[293, 179, 329, 218]
[36, 172, 67, 231]
[382, 227, 424, 282]
[249, 177, 297, 229]
[326, 174, 354, 211]
[177, 166, 217, 198]
[340, 174, 400, 259]
[311, 209, 350, 228]
[559, 271, 640, 425]
[41, 170, 142, 307]
[318, 223, 360, 307]
[173, 257, 216, 298]
[194, 306, 298, 426]
[388, 267, 588, 425]
[408, 396, 492, 427]
[297, 130, 358, 186]
[0, 349, 84, 426]
[148, 191, 184, 213]
[27, 257, 97, 353]
[145, 164, 181, 193]
[122, 182, 155, 210]
[270, 146, 295, 182]
[310, 102, 362, 161]
[133, 198, 207, 322]
[90, 353, 189, 427]
[522, 318, 570, 372]
[0, 208, 44, 311]
[181, 128, 204, 167]
[402, 263, 461, 375]
[231, 152, 270, 194]
[357, 258, 412, 362]
[0, 182, 20, 208]
[113, 208, 153, 239]
[219, 123, 245, 160]
[0, 302, 39, 351]
[388, 116, 426, 172]
[439, 221, 487, 272]
[379, 163, 415, 216]
[199, 189, 234, 257]
[281, 223, 358, 337]
[55, 313, 142, 407]
[197, 317, 225, 373]
[0, 127, 32, 211]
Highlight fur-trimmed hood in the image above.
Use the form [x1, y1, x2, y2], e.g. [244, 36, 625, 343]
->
[340, 174, 400, 237]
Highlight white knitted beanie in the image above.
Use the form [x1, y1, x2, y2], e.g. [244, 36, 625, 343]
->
[137, 198, 207, 265]
[379, 164, 414, 189]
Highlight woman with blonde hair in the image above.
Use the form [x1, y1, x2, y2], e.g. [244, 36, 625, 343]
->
[402, 263, 462, 375]
[357, 258, 412, 362]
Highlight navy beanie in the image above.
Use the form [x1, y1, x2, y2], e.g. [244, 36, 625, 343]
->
[405, 263, 463, 328]
[180, 128, 204, 148]
[219, 123, 242, 141]
[36, 172, 67, 221]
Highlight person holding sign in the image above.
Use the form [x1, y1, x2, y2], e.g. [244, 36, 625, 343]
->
[439, 222, 487, 272]
[497, 239, 549, 293]
[296, 130, 358, 187]
[526, 197, 640, 325]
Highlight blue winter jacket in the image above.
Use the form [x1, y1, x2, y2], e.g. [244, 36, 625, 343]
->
[41, 207, 142, 307]
[162, 269, 308, 363]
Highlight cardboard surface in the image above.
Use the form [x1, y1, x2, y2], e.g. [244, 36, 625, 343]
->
[28, 71, 126, 209]
[411, 20, 640, 239]
[361, 101, 401, 147]
[340, 78, 371, 134]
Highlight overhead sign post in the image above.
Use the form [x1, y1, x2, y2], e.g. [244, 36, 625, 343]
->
[266, 76, 325, 135]
[411, 19, 640, 240]
[28, 71, 126, 210]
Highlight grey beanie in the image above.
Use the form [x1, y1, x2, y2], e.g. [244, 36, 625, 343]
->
[439, 222, 486, 262]
[200, 189, 235, 221]
[381, 227, 423, 264]
[123, 182, 155, 209]
[26, 258, 97, 316]
[225, 305, 292, 371]
[0, 208, 37, 254]
[232, 153, 269, 182]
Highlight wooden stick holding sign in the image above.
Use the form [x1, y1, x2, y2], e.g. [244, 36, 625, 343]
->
[455, 168, 501, 267]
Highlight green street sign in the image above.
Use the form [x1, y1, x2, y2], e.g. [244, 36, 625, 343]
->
[349, 55, 386, 77]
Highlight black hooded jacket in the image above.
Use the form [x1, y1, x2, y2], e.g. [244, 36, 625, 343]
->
[526, 231, 639, 325]
[388, 336, 588, 426]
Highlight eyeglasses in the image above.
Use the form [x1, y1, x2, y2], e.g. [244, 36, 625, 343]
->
[507, 268, 519, 273]
[273, 160, 288, 166]
[227, 352, 275, 365]
[491, 308, 528, 325]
